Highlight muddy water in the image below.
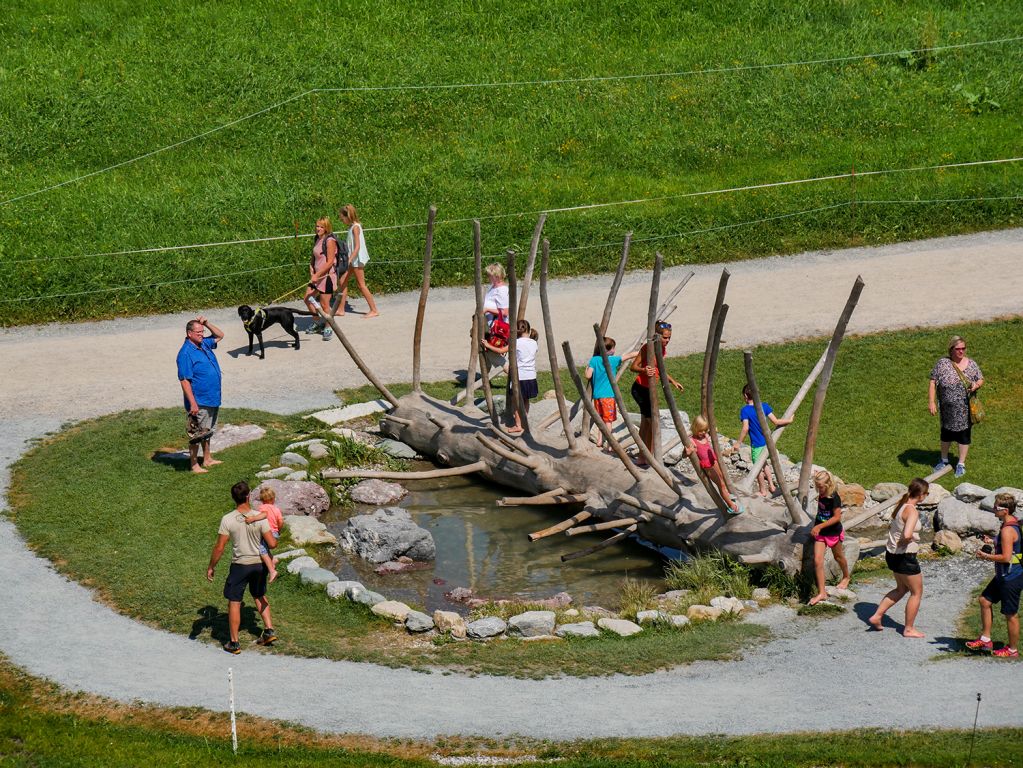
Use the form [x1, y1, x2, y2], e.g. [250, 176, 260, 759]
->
[320, 471, 666, 613]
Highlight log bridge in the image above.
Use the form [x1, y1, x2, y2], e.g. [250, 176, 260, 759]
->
[314, 208, 867, 576]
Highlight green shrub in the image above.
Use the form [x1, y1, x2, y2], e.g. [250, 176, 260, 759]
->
[664, 552, 753, 602]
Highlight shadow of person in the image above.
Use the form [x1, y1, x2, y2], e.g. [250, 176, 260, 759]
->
[854, 600, 898, 631]
[189, 604, 268, 643]
[930, 635, 966, 654]
[151, 450, 194, 472]
[897, 447, 941, 470]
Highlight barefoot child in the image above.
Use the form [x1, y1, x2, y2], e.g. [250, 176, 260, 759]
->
[733, 385, 793, 496]
[585, 337, 639, 452]
[807, 471, 850, 605]
[967, 493, 1021, 657]
[245, 486, 283, 583]
[504, 320, 538, 434]
[688, 415, 741, 515]
[868, 478, 928, 638]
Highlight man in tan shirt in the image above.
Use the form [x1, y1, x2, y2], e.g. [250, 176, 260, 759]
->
[207, 481, 279, 654]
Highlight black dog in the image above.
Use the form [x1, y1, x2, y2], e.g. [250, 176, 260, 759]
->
[237, 304, 317, 359]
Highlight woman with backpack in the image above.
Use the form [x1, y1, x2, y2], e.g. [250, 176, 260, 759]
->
[304, 217, 338, 340]
[334, 204, 379, 319]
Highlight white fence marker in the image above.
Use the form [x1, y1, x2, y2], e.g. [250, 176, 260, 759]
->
[228, 667, 238, 755]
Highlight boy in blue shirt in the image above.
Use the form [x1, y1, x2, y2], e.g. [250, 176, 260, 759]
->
[585, 336, 639, 452]
[733, 384, 792, 496]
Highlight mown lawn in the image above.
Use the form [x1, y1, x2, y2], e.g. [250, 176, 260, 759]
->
[342, 317, 1023, 490]
[0, 1, 1021, 323]
[7, 407, 763, 677]
[3, 658, 1021, 767]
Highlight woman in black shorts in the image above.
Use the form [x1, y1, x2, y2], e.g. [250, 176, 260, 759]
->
[629, 322, 683, 466]
[868, 478, 929, 638]
[303, 217, 338, 340]
[928, 335, 983, 478]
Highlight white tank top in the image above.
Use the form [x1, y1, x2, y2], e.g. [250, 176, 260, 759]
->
[886, 503, 921, 554]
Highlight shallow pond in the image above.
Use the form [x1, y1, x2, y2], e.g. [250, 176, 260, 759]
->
[320, 469, 666, 613]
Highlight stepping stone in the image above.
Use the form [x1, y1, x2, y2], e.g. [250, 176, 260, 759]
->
[285, 556, 318, 575]
[597, 618, 642, 637]
[372, 600, 412, 621]
[405, 611, 435, 633]
[256, 467, 294, 480]
[326, 580, 365, 600]
[299, 567, 339, 586]
[308, 400, 389, 425]
[377, 439, 418, 459]
[285, 438, 325, 451]
[507, 611, 556, 638]
[466, 616, 507, 639]
[274, 548, 306, 561]
[555, 621, 599, 638]
[279, 452, 309, 468]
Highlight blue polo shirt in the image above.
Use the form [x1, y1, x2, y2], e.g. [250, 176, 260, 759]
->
[176, 336, 222, 408]
[740, 402, 773, 448]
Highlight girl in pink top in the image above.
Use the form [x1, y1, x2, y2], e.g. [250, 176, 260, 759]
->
[687, 415, 741, 515]
[246, 486, 284, 583]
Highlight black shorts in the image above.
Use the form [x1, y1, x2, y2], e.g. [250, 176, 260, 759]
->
[885, 551, 921, 576]
[981, 574, 1023, 616]
[631, 380, 652, 418]
[223, 563, 268, 602]
[940, 425, 971, 445]
[322, 276, 335, 294]
[517, 378, 538, 402]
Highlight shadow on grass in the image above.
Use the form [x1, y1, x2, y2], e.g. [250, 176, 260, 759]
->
[897, 447, 943, 470]
[189, 604, 267, 644]
[150, 450, 194, 472]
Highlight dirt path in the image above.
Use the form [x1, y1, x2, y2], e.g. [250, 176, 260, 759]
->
[1, 228, 1021, 739]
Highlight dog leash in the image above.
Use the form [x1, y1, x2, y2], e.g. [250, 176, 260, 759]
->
[268, 282, 305, 305]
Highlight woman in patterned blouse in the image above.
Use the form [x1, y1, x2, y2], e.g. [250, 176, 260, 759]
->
[928, 335, 983, 478]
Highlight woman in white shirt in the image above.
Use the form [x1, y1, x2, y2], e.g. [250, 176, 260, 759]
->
[334, 204, 380, 319]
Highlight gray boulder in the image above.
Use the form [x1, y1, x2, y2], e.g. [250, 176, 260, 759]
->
[308, 399, 389, 425]
[954, 482, 991, 503]
[405, 611, 435, 633]
[282, 515, 337, 545]
[209, 424, 267, 451]
[326, 580, 364, 599]
[285, 556, 319, 575]
[284, 438, 324, 451]
[871, 482, 907, 502]
[555, 621, 600, 638]
[507, 611, 556, 638]
[349, 586, 386, 606]
[377, 438, 418, 459]
[466, 616, 507, 639]
[251, 480, 330, 517]
[308, 443, 330, 460]
[340, 507, 436, 564]
[350, 479, 407, 506]
[918, 484, 950, 509]
[935, 497, 999, 537]
[279, 451, 309, 468]
[597, 618, 643, 637]
[274, 548, 306, 561]
[980, 487, 1023, 512]
[299, 567, 339, 586]
[284, 470, 308, 482]
[256, 466, 294, 480]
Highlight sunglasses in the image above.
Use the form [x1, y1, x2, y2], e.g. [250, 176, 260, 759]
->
[656, 322, 672, 330]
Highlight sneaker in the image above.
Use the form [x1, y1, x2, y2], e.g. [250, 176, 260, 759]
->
[955, 463, 966, 478]
[223, 640, 241, 655]
[304, 323, 324, 335]
[321, 327, 333, 341]
[933, 459, 950, 472]
[256, 628, 278, 646]
[965, 637, 993, 652]
[993, 646, 1019, 658]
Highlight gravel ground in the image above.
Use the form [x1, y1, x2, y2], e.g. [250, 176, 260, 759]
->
[1, 229, 1021, 740]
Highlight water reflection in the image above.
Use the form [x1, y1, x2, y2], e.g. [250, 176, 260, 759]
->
[321, 470, 666, 613]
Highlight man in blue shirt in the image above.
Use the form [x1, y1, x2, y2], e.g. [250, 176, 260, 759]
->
[176, 315, 225, 473]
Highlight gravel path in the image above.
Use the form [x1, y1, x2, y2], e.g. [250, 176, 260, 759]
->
[2, 228, 1021, 739]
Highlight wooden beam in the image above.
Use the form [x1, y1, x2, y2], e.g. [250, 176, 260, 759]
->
[505, 249, 529, 431]
[561, 524, 638, 562]
[471, 220, 499, 425]
[318, 312, 399, 407]
[614, 492, 678, 521]
[539, 238, 577, 450]
[516, 213, 547, 319]
[528, 510, 592, 542]
[645, 253, 663, 464]
[566, 516, 647, 536]
[475, 432, 538, 469]
[411, 205, 437, 391]
[322, 461, 487, 481]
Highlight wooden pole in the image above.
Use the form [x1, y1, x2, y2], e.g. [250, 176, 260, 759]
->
[462, 314, 481, 407]
[319, 311, 399, 407]
[539, 238, 577, 450]
[744, 351, 808, 526]
[566, 516, 646, 536]
[562, 341, 643, 482]
[561, 524, 638, 562]
[505, 250, 528, 430]
[843, 464, 951, 530]
[701, 269, 730, 415]
[472, 220, 499, 425]
[322, 462, 488, 481]
[645, 253, 663, 463]
[625, 271, 695, 354]
[528, 510, 592, 541]
[502, 492, 588, 507]
[796, 276, 865, 507]
[517, 213, 547, 320]
[412, 205, 437, 391]
[703, 302, 738, 503]
[499, 487, 566, 506]
[614, 492, 678, 521]
[475, 432, 538, 469]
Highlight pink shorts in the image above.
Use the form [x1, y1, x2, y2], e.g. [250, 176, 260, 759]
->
[814, 530, 845, 548]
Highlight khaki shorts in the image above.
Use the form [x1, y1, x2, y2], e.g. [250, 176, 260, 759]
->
[186, 406, 219, 444]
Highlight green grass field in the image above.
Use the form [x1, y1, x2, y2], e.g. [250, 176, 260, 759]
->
[1, 1, 1021, 324]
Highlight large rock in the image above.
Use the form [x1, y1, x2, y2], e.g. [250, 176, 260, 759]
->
[282, 515, 337, 545]
[668, 614, 691, 629]
[340, 507, 436, 564]
[326, 580, 365, 599]
[377, 438, 418, 459]
[350, 479, 407, 506]
[710, 596, 745, 614]
[251, 480, 330, 518]
[980, 487, 1023, 512]
[871, 482, 907, 502]
[935, 497, 999, 537]
[209, 423, 267, 452]
[371, 600, 412, 621]
[285, 556, 319, 575]
[597, 618, 643, 637]
[433, 610, 467, 639]
[918, 484, 950, 509]
[466, 616, 507, 639]
[349, 586, 386, 606]
[405, 610, 435, 633]
[954, 483, 991, 503]
[299, 567, 339, 586]
[507, 611, 556, 638]
[933, 529, 964, 554]
[836, 482, 867, 507]
[309, 399, 389, 425]
[279, 451, 309, 468]
[687, 605, 723, 621]
[555, 621, 600, 638]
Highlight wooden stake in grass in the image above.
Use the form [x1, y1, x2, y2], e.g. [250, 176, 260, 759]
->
[228, 667, 237, 755]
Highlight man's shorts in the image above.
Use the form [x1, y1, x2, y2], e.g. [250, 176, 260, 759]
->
[885, 551, 921, 576]
[630, 380, 652, 418]
[186, 406, 219, 445]
[223, 562, 268, 602]
[594, 397, 617, 423]
[981, 573, 1023, 616]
